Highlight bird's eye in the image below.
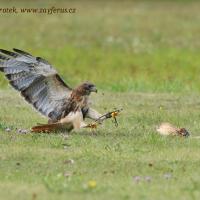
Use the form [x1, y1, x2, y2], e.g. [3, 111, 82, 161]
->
[84, 85, 90, 90]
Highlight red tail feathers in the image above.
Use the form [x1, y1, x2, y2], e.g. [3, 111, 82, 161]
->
[31, 123, 61, 133]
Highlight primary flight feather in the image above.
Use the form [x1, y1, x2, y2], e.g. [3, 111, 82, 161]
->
[0, 48, 105, 132]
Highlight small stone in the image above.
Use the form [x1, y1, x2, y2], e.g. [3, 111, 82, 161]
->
[17, 129, 29, 134]
[145, 176, 152, 182]
[133, 176, 141, 183]
[64, 159, 74, 164]
[17, 129, 22, 133]
[163, 173, 172, 179]
[5, 127, 11, 132]
[21, 129, 29, 134]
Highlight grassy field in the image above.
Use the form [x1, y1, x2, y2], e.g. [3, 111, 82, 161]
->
[1, 0, 200, 200]
[0, 0, 200, 92]
[1, 91, 200, 200]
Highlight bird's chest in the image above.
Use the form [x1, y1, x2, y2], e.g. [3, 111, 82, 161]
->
[62, 95, 89, 119]
[76, 96, 85, 106]
[71, 95, 88, 111]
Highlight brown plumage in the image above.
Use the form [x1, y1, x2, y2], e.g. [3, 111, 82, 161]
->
[31, 123, 63, 133]
[0, 48, 104, 132]
[156, 122, 190, 137]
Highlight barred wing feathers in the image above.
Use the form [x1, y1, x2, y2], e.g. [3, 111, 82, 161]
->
[0, 48, 72, 121]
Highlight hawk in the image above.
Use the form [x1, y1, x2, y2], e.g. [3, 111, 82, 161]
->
[0, 48, 107, 132]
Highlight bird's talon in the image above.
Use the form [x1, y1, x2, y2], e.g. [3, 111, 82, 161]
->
[111, 111, 119, 118]
[84, 123, 98, 129]
[95, 108, 122, 127]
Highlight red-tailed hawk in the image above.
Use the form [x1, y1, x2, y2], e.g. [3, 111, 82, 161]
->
[0, 48, 107, 132]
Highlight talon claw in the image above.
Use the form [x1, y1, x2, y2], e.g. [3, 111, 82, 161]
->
[111, 111, 119, 118]
[112, 117, 118, 127]
[84, 123, 98, 129]
[95, 108, 123, 127]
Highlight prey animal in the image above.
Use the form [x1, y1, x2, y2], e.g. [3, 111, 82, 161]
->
[156, 122, 190, 137]
[0, 48, 108, 132]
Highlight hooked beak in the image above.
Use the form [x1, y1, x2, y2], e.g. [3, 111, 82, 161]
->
[90, 86, 98, 93]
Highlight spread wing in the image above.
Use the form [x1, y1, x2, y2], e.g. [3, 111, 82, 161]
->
[0, 48, 72, 121]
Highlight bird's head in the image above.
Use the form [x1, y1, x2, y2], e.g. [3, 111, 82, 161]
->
[75, 82, 97, 96]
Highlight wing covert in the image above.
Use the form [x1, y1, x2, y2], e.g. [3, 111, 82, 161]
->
[0, 48, 72, 121]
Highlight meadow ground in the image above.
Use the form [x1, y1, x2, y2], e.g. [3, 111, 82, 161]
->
[1, 90, 200, 200]
[0, 0, 200, 199]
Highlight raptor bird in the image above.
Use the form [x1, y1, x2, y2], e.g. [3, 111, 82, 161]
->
[0, 48, 106, 132]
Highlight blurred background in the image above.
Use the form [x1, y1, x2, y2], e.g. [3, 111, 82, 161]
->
[0, 0, 200, 92]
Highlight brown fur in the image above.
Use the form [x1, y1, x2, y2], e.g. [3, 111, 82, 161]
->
[156, 122, 190, 137]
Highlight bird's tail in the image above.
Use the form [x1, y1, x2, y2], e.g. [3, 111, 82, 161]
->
[31, 123, 62, 133]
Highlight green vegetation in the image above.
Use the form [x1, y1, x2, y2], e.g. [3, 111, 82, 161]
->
[1, 91, 200, 200]
[0, 0, 200, 92]
[0, 0, 200, 199]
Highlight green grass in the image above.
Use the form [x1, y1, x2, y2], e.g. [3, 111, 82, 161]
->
[0, 0, 200, 92]
[1, 0, 200, 199]
[1, 90, 200, 200]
